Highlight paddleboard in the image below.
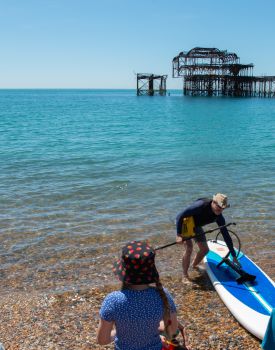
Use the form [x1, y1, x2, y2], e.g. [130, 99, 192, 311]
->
[204, 239, 275, 339]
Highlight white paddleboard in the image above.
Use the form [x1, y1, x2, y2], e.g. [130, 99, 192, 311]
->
[204, 240, 275, 339]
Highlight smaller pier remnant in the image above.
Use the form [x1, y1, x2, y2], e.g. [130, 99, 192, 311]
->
[137, 73, 167, 96]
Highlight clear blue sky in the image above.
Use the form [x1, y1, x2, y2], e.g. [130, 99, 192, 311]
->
[1, 0, 274, 89]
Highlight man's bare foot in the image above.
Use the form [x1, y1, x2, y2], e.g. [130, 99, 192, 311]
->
[192, 264, 205, 273]
[181, 275, 192, 284]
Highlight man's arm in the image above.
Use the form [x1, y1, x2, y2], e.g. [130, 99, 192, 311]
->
[216, 215, 236, 258]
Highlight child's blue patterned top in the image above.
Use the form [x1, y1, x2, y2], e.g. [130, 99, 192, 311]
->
[100, 287, 177, 350]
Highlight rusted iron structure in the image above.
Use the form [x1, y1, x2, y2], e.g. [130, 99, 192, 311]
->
[137, 73, 167, 96]
[172, 47, 275, 97]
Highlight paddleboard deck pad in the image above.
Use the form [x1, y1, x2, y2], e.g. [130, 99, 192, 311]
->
[204, 240, 275, 339]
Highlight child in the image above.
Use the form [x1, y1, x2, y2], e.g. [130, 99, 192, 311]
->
[97, 240, 184, 350]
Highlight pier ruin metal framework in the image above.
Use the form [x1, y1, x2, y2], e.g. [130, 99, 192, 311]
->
[172, 47, 275, 97]
[137, 73, 167, 96]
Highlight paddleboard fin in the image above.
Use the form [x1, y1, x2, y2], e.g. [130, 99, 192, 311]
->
[218, 258, 256, 284]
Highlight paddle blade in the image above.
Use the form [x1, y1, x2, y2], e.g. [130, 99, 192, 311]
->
[236, 273, 256, 284]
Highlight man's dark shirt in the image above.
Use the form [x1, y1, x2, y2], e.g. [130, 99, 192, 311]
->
[176, 198, 236, 257]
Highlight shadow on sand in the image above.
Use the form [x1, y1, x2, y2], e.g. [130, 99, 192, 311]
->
[190, 272, 214, 291]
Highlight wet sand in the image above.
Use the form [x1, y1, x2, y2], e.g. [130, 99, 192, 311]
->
[1, 240, 272, 350]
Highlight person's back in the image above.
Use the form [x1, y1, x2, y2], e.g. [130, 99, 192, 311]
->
[100, 287, 176, 350]
[97, 240, 178, 350]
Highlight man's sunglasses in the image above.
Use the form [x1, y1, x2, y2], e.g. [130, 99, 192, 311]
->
[213, 201, 224, 210]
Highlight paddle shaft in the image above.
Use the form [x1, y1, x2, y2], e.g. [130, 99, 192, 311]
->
[155, 222, 236, 251]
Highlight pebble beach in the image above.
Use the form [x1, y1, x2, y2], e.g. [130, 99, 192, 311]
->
[1, 238, 273, 350]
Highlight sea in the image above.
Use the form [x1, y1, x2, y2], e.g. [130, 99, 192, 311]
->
[0, 89, 274, 293]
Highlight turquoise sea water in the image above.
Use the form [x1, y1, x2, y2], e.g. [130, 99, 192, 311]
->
[0, 89, 274, 291]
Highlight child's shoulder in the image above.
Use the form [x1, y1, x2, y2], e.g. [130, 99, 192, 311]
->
[105, 289, 123, 297]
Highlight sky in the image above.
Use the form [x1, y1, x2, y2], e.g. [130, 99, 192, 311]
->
[0, 0, 274, 89]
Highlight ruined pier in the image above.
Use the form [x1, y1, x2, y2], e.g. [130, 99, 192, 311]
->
[136, 73, 167, 96]
[172, 47, 275, 97]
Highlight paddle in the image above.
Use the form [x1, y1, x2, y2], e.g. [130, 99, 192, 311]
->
[217, 257, 256, 284]
[213, 229, 256, 283]
[155, 222, 236, 251]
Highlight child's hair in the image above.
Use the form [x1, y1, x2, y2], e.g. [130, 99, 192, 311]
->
[121, 281, 130, 290]
[155, 279, 172, 339]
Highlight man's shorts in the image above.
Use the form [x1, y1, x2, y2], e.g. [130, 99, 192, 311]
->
[194, 226, 206, 243]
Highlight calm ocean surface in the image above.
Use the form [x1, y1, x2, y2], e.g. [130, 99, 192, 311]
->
[0, 89, 274, 292]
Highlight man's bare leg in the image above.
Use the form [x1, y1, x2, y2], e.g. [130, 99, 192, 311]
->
[182, 240, 193, 280]
[192, 241, 209, 268]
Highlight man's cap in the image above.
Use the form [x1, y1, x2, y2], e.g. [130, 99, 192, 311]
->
[213, 193, 230, 209]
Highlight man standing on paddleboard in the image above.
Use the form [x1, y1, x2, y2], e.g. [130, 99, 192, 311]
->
[176, 193, 240, 283]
